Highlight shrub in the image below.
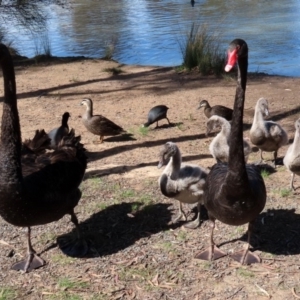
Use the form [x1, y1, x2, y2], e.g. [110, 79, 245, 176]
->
[180, 23, 225, 76]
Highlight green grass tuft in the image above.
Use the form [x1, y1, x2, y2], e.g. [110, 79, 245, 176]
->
[280, 188, 291, 198]
[179, 23, 225, 76]
[138, 126, 150, 136]
[0, 287, 17, 300]
[103, 67, 123, 75]
[261, 169, 270, 179]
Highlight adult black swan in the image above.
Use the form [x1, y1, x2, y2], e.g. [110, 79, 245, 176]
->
[195, 39, 266, 265]
[0, 44, 88, 272]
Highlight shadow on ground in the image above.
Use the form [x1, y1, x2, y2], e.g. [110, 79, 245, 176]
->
[218, 208, 300, 256]
[57, 202, 182, 258]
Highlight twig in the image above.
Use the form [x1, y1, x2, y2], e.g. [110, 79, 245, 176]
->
[255, 283, 270, 298]
[226, 287, 243, 299]
[292, 288, 300, 299]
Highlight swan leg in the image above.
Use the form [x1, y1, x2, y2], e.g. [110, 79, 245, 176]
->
[173, 202, 187, 223]
[93, 136, 104, 144]
[290, 173, 296, 191]
[99, 135, 104, 143]
[260, 149, 264, 161]
[166, 117, 171, 126]
[273, 151, 278, 168]
[11, 227, 45, 272]
[230, 222, 260, 265]
[184, 202, 201, 229]
[58, 210, 88, 258]
[195, 219, 226, 261]
[155, 121, 159, 128]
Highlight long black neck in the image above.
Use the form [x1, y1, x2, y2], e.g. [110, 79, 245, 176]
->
[0, 45, 22, 184]
[228, 55, 248, 175]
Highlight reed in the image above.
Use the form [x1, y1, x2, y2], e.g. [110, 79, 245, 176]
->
[180, 23, 225, 76]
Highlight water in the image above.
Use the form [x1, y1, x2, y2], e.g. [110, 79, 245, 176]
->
[3, 0, 300, 77]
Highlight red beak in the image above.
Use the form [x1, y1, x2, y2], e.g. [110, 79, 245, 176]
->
[225, 48, 237, 72]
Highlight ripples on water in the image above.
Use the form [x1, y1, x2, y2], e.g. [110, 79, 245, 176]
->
[3, 0, 300, 76]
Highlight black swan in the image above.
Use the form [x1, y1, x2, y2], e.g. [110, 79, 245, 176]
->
[195, 39, 266, 265]
[283, 118, 300, 190]
[144, 105, 171, 128]
[47, 112, 70, 149]
[80, 98, 125, 143]
[0, 44, 88, 272]
[158, 142, 208, 229]
[250, 97, 288, 166]
[198, 99, 233, 121]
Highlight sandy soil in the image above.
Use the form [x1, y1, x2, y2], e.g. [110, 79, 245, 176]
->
[1, 57, 300, 299]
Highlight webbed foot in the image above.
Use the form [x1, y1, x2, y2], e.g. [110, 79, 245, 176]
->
[184, 217, 200, 229]
[11, 253, 45, 272]
[230, 249, 261, 265]
[195, 245, 226, 261]
[173, 211, 187, 223]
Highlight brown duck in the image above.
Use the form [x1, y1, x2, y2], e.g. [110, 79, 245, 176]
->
[198, 99, 233, 121]
[80, 98, 125, 143]
[0, 44, 88, 272]
[195, 39, 266, 265]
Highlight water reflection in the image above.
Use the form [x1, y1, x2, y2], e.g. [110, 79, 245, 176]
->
[1, 0, 300, 76]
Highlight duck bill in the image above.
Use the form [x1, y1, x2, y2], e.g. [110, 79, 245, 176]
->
[205, 129, 210, 137]
[264, 108, 269, 117]
[225, 48, 238, 72]
[157, 161, 163, 169]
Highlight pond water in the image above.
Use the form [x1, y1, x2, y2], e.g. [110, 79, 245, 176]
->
[3, 0, 300, 77]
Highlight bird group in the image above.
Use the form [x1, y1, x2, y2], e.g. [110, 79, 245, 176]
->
[0, 37, 297, 273]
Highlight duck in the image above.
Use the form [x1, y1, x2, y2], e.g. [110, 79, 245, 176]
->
[206, 115, 251, 163]
[0, 43, 88, 272]
[157, 142, 208, 229]
[198, 99, 233, 121]
[195, 39, 266, 265]
[250, 97, 288, 166]
[143, 105, 171, 128]
[47, 112, 70, 149]
[80, 98, 125, 143]
[283, 118, 300, 190]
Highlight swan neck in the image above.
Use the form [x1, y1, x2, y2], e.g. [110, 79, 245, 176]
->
[228, 54, 248, 174]
[164, 147, 181, 179]
[291, 129, 300, 152]
[0, 46, 22, 183]
[253, 104, 265, 124]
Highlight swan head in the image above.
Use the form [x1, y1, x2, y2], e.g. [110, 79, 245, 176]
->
[256, 98, 269, 117]
[198, 100, 209, 109]
[225, 39, 248, 72]
[157, 142, 177, 169]
[206, 115, 228, 136]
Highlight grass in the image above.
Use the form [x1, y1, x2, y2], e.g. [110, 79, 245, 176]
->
[261, 169, 270, 179]
[103, 67, 123, 75]
[177, 230, 188, 242]
[51, 254, 76, 265]
[33, 32, 52, 60]
[103, 38, 116, 60]
[58, 277, 89, 290]
[175, 122, 184, 131]
[179, 23, 225, 76]
[280, 188, 292, 197]
[138, 125, 150, 136]
[0, 287, 17, 300]
[236, 268, 254, 278]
